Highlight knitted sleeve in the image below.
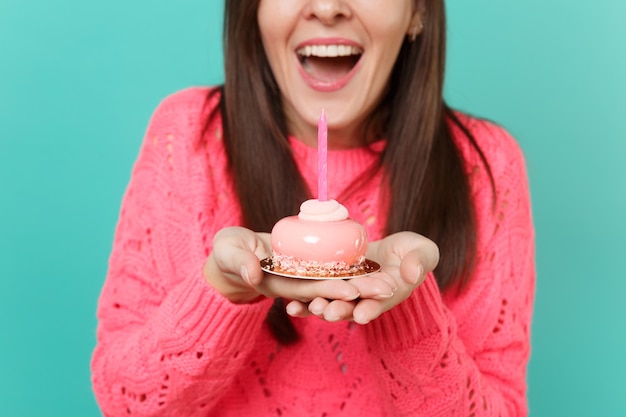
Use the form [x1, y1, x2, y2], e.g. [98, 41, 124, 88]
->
[91, 88, 273, 416]
[364, 122, 535, 416]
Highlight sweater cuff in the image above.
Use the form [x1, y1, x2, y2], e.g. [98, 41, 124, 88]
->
[154, 269, 273, 354]
[366, 274, 452, 352]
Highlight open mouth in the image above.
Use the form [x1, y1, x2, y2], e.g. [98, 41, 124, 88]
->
[296, 44, 363, 83]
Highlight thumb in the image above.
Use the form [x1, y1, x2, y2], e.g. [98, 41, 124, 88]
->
[398, 240, 439, 286]
[399, 250, 427, 285]
[243, 232, 271, 286]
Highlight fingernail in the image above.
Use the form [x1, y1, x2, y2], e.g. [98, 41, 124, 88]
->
[286, 302, 300, 317]
[374, 293, 394, 300]
[309, 305, 324, 315]
[342, 292, 360, 301]
[412, 265, 424, 284]
[241, 265, 252, 286]
[354, 312, 370, 325]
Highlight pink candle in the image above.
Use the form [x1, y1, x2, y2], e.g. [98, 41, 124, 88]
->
[318, 109, 328, 201]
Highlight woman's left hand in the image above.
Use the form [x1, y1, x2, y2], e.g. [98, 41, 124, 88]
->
[285, 231, 440, 324]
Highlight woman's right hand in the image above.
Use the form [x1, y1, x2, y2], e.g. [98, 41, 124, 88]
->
[204, 226, 396, 305]
[203, 226, 271, 304]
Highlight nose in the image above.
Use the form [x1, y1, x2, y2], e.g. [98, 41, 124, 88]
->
[304, 0, 352, 24]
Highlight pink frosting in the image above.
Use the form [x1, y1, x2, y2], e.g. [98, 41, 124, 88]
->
[297, 199, 348, 221]
[271, 199, 368, 265]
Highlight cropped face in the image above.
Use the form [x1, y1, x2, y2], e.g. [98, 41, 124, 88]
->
[257, 0, 421, 147]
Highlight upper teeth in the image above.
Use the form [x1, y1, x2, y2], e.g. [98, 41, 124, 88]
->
[297, 45, 363, 58]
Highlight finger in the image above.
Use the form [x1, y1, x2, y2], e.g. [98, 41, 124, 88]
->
[212, 227, 270, 286]
[322, 300, 356, 322]
[369, 232, 440, 285]
[242, 258, 265, 287]
[286, 300, 312, 318]
[242, 233, 273, 286]
[352, 298, 390, 325]
[222, 249, 268, 287]
[308, 297, 330, 316]
[347, 275, 396, 299]
[386, 233, 438, 285]
[399, 249, 430, 285]
[375, 270, 399, 292]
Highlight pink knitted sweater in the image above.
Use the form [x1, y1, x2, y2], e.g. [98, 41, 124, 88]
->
[91, 87, 535, 417]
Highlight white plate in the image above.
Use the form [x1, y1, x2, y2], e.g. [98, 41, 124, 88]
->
[260, 258, 381, 280]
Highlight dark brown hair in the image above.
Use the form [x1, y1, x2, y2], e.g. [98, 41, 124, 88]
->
[208, 0, 493, 344]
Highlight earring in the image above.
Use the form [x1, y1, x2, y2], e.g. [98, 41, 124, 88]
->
[409, 21, 423, 42]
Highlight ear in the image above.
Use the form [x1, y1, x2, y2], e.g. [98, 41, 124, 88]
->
[406, 0, 425, 39]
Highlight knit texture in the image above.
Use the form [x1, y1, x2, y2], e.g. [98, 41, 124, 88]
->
[91, 87, 535, 417]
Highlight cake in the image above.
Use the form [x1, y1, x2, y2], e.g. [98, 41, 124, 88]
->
[269, 199, 371, 278]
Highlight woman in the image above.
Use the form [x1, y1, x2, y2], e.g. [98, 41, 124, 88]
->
[91, 0, 535, 416]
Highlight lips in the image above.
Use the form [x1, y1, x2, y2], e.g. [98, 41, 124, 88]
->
[295, 40, 363, 92]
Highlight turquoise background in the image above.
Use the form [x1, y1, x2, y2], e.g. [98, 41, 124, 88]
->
[1, 0, 624, 415]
